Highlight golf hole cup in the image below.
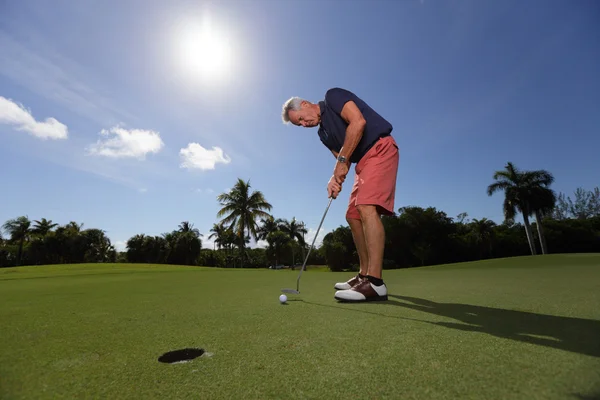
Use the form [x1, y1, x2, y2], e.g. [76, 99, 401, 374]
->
[279, 294, 287, 304]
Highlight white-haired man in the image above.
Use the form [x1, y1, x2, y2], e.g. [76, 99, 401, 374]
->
[281, 88, 399, 302]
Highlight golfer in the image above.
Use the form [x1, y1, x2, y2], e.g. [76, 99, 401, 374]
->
[281, 88, 399, 302]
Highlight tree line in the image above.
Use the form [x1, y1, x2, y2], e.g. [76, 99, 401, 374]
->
[1, 164, 599, 270]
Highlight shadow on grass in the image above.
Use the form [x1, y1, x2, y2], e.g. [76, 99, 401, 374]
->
[298, 296, 600, 358]
[387, 295, 600, 358]
[295, 298, 425, 324]
[574, 394, 600, 400]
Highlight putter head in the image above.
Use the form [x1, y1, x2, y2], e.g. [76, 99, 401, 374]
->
[281, 289, 300, 295]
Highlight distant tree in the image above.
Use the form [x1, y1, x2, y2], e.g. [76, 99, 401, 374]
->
[456, 212, 470, 224]
[397, 206, 456, 266]
[2, 216, 31, 266]
[162, 229, 202, 266]
[487, 162, 554, 255]
[64, 221, 84, 234]
[220, 228, 237, 254]
[527, 183, 556, 255]
[256, 215, 282, 241]
[551, 192, 571, 220]
[178, 221, 202, 238]
[551, 187, 600, 220]
[147, 236, 169, 263]
[266, 231, 291, 266]
[208, 222, 226, 250]
[216, 178, 272, 266]
[32, 218, 58, 237]
[279, 217, 307, 266]
[126, 234, 148, 263]
[469, 218, 497, 259]
[57, 222, 87, 263]
[321, 225, 357, 271]
[83, 228, 116, 262]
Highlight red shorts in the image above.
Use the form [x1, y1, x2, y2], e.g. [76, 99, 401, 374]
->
[346, 135, 399, 220]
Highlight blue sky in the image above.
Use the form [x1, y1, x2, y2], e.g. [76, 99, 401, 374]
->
[1, 0, 599, 251]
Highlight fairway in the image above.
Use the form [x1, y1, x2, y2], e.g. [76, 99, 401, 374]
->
[1, 255, 600, 400]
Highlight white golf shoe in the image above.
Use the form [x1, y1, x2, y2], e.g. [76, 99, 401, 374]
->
[334, 274, 364, 290]
[335, 279, 388, 302]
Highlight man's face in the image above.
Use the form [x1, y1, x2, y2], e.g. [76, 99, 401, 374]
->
[288, 101, 320, 128]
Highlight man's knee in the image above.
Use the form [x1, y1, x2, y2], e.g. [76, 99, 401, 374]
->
[346, 203, 361, 222]
[346, 215, 361, 225]
[356, 204, 379, 218]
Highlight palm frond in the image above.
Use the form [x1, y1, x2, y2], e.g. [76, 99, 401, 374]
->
[487, 181, 512, 196]
[503, 197, 517, 221]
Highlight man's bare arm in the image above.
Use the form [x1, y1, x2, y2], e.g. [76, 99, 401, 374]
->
[338, 101, 366, 162]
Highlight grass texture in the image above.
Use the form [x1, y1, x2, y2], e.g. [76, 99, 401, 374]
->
[1, 254, 599, 399]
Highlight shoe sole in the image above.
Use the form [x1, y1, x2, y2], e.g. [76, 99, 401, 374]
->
[334, 295, 388, 302]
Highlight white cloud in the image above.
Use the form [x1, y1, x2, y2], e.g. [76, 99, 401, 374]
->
[0, 95, 68, 139]
[195, 188, 215, 194]
[113, 240, 127, 252]
[180, 143, 231, 170]
[202, 235, 216, 249]
[256, 239, 268, 249]
[304, 227, 329, 249]
[86, 126, 164, 159]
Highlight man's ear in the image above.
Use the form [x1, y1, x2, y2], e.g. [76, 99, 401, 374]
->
[301, 100, 310, 108]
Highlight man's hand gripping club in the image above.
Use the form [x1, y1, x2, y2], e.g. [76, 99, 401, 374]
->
[327, 147, 348, 199]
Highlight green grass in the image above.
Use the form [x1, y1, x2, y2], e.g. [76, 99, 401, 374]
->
[1, 254, 599, 399]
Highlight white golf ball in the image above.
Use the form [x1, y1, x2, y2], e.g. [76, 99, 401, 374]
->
[279, 294, 287, 303]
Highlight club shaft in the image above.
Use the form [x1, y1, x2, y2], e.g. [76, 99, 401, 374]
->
[296, 197, 333, 291]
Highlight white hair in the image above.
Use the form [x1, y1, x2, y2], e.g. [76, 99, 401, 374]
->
[281, 96, 305, 124]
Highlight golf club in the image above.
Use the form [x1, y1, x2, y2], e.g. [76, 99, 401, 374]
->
[281, 196, 334, 294]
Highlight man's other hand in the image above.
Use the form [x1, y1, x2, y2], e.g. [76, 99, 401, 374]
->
[327, 176, 342, 199]
[333, 161, 349, 184]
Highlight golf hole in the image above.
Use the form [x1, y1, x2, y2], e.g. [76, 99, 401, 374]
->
[158, 348, 205, 364]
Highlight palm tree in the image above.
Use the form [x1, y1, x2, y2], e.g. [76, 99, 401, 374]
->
[487, 162, 536, 255]
[32, 218, 58, 237]
[257, 215, 281, 241]
[266, 230, 291, 266]
[487, 162, 554, 256]
[469, 218, 496, 259]
[126, 234, 148, 263]
[208, 222, 226, 250]
[221, 228, 237, 254]
[2, 216, 32, 266]
[279, 217, 308, 266]
[83, 229, 115, 262]
[178, 221, 202, 238]
[63, 221, 84, 235]
[216, 178, 273, 266]
[527, 183, 556, 255]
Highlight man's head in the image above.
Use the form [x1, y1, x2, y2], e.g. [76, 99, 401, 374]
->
[281, 97, 321, 127]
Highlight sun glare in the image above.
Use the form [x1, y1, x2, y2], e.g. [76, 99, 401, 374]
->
[176, 15, 233, 83]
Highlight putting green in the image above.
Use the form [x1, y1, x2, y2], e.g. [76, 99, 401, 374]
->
[1, 255, 599, 399]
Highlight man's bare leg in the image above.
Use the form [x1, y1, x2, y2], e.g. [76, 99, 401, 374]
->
[347, 217, 369, 276]
[356, 205, 385, 279]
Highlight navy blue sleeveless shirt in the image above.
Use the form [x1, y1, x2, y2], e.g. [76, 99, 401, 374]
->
[317, 88, 393, 164]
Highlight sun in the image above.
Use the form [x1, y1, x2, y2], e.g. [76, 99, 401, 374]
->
[175, 16, 233, 82]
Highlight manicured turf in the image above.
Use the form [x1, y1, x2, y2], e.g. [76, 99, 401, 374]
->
[1, 255, 600, 399]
